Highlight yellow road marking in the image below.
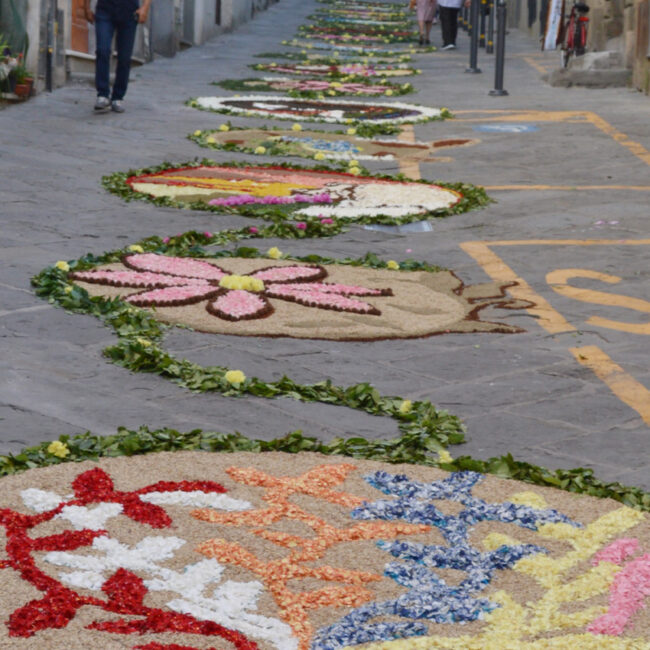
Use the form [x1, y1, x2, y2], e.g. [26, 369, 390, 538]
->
[397, 124, 421, 180]
[523, 56, 551, 75]
[570, 346, 650, 424]
[547, 268, 650, 335]
[484, 184, 650, 191]
[459, 241, 576, 334]
[452, 110, 650, 169]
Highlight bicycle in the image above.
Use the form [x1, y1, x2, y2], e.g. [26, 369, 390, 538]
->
[560, 0, 589, 68]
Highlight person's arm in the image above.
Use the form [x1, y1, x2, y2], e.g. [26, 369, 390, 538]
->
[135, 0, 151, 23]
[84, 0, 94, 23]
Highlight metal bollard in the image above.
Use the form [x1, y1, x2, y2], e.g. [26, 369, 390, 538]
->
[465, 0, 482, 73]
[461, 5, 469, 31]
[479, 0, 487, 47]
[489, 0, 508, 95]
[486, 0, 495, 53]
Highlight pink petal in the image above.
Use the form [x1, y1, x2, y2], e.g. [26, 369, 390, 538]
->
[296, 282, 392, 297]
[250, 264, 326, 284]
[126, 284, 222, 307]
[124, 253, 228, 281]
[70, 269, 209, 289]
[265, 284, 381, 314]
[207, 289, 273, 321]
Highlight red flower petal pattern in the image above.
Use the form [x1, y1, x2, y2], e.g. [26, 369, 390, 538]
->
[124, 254, 228, 281]
[207, 289, 273, 321]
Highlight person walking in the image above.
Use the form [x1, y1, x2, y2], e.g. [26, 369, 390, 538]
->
[438, 0, 470, 49]
[84, 0, 151, 112]
[409, 0, 437, 45]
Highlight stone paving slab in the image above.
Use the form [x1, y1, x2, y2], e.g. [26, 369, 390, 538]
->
[1, 0, 649, 490]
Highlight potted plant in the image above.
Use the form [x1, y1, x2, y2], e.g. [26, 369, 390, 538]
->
[12, 54, 33, 98]
[0, 35, 18, 94]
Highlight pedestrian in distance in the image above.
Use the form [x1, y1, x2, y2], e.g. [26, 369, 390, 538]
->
[438, 0, 470, 49]
[84, 0, 151, 113]
[409, 0, 437, 45]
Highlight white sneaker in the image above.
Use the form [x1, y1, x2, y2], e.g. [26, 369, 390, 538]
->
[441, 43, 457, 50]
[94, 95, 110, 111]
[111, 100, 125, 113]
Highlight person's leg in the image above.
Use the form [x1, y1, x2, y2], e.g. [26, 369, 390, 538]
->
[449, 7, 460, 45]
[418, 18, 426, 43]
[439, 6, 453, 46]
[111, 15, 138, 101]
[424, 20, 432, 42]
[94, 9, 114, 99]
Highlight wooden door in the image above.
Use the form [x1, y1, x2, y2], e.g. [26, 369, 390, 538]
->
[71, 0, 89, 53]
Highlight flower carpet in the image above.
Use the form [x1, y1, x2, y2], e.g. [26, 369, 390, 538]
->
[189, 127, 477, 164]
[67, 252, 528, 340]
[214, 77, 413, 98]
[249, 62, 418, 77]
[0, 451, 647, 649]
[107, 162, 486, 223]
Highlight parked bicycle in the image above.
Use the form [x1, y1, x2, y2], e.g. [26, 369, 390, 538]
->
[560, 0, 589, 68]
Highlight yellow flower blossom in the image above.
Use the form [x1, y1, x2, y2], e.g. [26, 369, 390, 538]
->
[348, 159, 359, 167]
[218, 124, 230, 131]
[438, 449, 453, 463]
[314, 152, 326, 161]
[346, 128, 357, 135]
[398, 399, 412, 414]
[193, 129, 202, 136]
[387, 260, 400, 270]
[63, 286, 73, 294]
[55, 260, 70, 272]
[267, 246, 283, 259]
[292, 123, 302, 131]
[136, 337, 152, 347]
[219, 275, 265, 292]
[47, 440, 70, 458]
[225, 369, 246, 385]
[348, 166, 361, 175]
[127, 244, 144, 253]
[206, 136, 217, 144]
[254, 146, 266, 154]
[385, 89, 393, 96]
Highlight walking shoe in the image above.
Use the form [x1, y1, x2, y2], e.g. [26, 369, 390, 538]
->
[441, 43, 457, 50]
[111, 100, 125, 113]
[94, 95, 110, 111]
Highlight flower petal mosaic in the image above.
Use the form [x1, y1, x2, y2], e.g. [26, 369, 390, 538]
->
[68, 252, 529, 340]
[116, 163, 476, 224]
[0, 453, 647, 649]
[190, 96, 441, 125]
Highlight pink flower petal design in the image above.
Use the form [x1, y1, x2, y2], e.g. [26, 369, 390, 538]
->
[592, 539, 640, 566]
[69, 269, 210, 289]
[207, 289, 274, 321]
[124, 253, 228, 282]
[126, 285, 222, 307]
[265, 284, 381, 314]
[250, 264, 327, 284]
[296, 282, 393, 297]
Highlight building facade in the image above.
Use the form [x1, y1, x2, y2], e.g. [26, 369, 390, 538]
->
[1, 0, 278, 94]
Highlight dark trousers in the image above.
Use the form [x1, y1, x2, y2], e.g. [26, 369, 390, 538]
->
[439, 6, 460, 46]
[95, 8, 138, 100]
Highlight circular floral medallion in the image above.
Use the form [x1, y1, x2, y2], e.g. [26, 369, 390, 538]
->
[191, 96, 440, 125]
[124, 164, 462, 220]
[215, 77, 412, 97]
[69, 253, 528, 340]
[0, 452, 647, 649]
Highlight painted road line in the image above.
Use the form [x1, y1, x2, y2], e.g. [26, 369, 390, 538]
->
[454, 110, 650, 169]
[483, 185, 650, 191]
[523, 56, 552, 75]
[570, 345, 650, 425]
[459, 241, 576, 334]
[397, 124, 421, 180]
